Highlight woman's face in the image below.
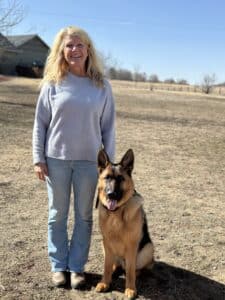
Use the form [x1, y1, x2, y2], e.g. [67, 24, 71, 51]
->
[63, 35, 88, 73]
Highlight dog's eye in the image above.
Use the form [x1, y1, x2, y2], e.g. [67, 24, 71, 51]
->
[104, 175, 112, 180]
[117, 175, 125, 182]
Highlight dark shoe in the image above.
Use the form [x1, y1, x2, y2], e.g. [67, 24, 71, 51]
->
[52, 271, 66, 286]
[70, 272, 85, 289]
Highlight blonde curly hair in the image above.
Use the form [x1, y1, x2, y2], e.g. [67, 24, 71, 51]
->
[41, 26, 104, 87]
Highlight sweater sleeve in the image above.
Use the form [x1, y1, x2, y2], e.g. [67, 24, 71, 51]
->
[100, 80, 116, 161]
[32, 83, 52, 164]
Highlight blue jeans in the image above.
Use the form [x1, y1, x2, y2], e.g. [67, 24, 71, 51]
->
[46, 157, 98, 273]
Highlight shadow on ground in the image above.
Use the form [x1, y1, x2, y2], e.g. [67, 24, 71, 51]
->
[72, 261, 225, 299]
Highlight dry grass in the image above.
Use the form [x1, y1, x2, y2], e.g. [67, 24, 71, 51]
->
[0, 76, 225, 299]
[112, 79, 225, 97]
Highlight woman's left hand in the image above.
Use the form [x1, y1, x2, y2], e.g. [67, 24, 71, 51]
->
[34, 162, 49, 181]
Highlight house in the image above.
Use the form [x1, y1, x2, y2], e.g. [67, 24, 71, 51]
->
[0, 33, 20, 75]
[0, 33, 50, 77]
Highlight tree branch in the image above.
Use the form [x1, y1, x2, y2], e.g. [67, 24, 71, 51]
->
[0, 0, 25, 32]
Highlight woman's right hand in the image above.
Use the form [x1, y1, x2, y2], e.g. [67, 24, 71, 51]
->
[34, 163, 49, 181]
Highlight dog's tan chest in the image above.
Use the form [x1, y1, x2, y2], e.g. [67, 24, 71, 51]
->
[99, 209, 127, 235]
[99, 212, 129, 256]
[99, 205, 143, 255]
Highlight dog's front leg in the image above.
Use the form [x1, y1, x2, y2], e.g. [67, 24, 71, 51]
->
[96, 244, 114, 293]
[124, 248, 137, 299]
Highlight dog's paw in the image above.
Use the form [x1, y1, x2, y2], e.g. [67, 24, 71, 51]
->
[125, 288, 137, 299]
[95, 282, 109, 292]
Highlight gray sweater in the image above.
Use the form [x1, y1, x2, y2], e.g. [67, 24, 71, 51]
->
[32, 72, 115, 164]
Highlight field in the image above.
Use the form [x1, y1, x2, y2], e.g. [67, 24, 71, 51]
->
[0, 77, 225, 300]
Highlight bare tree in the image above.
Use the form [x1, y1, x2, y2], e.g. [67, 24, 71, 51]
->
[149, 74, 160, 83]
[99, 51, 121, 77]
[164, 78, 175, 84]
[177, 79, 189, 85]
[117, 68, 133, 81]
[201, 73, 216, 94]
[108, 67, 117, 80]
[0, 0, 25, 33]
[133, 64, 141, 82]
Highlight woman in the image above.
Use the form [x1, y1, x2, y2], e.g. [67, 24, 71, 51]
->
[32, 25, 115, 289]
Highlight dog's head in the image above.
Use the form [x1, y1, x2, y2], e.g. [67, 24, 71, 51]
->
[97, 149, 135, 211]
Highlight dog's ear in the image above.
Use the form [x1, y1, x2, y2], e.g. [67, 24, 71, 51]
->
[120, 149, 134, 176]
[98, 149, 110, 173]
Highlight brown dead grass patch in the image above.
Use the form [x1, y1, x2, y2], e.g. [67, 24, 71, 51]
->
[0, 77, 225, 299]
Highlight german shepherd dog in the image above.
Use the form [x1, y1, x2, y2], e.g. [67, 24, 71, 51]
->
[95, 149, 154, 299]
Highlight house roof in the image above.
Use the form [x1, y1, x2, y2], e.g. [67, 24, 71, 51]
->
[6, 34, 50, 49]
[0, 33, 17, 51]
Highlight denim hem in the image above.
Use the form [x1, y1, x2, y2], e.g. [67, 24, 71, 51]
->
[51, 267, 68, 272]
[68, 267, 84, 273]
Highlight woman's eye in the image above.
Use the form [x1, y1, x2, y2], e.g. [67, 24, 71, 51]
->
[65, 43, 84, 49]
[66, 44, 73, 48]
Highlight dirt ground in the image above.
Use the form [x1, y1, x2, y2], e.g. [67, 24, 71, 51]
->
[0, 77, 225, 300]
